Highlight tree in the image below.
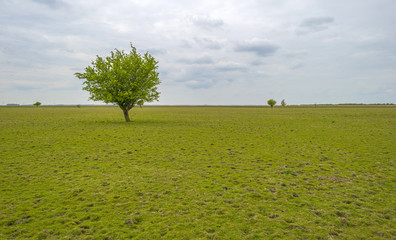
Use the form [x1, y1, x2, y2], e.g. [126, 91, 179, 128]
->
[33, 102, 41, 107]
[267, 99, 276, 108]
[75, 43, 160, 122]
[281, 99, 286, 106]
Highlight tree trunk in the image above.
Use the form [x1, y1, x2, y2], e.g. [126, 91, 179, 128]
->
[122, 108, 131, 122]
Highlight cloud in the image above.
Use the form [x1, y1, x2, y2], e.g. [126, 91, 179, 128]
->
[235, 38, 279, 57]
[194, 38, 224, 50]
[178, 56, 215, 65]
[184, 79, 215, 89]
[189, 15, 224, 29]
[176, 67, 217, 89]
[146, 48, 166, 55]
[174, 60, 248, 90]
[251, 60, 264, 66]
[32, 0, 66, 9]
[297, 17, 334, 34]
[1, 1, 395, 105]
[12, 84, 40, 91]
[215, 62, 247, 72]
[291, 62, 304, 70]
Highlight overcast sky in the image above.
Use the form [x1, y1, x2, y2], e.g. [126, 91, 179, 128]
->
[1, 0, 395, 105]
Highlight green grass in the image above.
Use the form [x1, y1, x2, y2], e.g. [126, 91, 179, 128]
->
[1, 106, 395, 239]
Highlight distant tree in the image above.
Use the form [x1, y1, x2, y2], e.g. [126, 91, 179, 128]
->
[267, 99, 276, 108]
[75, 43, 160, 122]
[33, 102, 41, 107]
[281, 99, 286, 106]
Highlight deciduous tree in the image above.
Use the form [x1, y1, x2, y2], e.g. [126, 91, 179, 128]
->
[75, 43, 160, 122]
[267, 99, 276, 108]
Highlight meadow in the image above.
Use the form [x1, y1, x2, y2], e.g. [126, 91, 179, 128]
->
[0, 105, 395, 239]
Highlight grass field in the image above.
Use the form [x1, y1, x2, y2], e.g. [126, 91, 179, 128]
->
[1, 106, 395, 239]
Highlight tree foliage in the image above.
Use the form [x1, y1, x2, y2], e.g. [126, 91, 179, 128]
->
[267, 99, 276, 108]
[281, 99, 286, 106]
[33, 102, 41, 107]
[75, 43, 160, 122]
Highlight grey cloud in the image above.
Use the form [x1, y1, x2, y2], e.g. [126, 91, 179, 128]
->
[298, 17, 334, 34]
[147, 48, 166, 55]
[185, 79, 216, 89]
[180, 40, 193, 49]
[357, 39, 396, 56]
[189, 15, 224, 29]
[235, 39, 279, 57]
[251, 60, 264, 66]
[291, 62, 304, 70]
[178, 56, 214, 65]
[175, 68, 216, 89]
[300, 17, 334, 28]
[32, 0, 66, 9]
[194, 38, 223, 50]
[174, 61, 246, 89]
[215, 64, 247, 73]
[13, 85, 40, 91]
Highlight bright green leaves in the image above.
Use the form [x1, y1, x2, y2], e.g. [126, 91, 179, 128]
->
[75, 43, 160, 121]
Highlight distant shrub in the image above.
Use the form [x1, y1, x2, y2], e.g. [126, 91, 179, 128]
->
[33, 102, 41, 107]
[267, 99, 276, 108]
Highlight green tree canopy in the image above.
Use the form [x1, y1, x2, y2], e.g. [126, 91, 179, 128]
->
[267, 99, 276, 108]
[75, 43, 160, 122]
[33, 102, 41, 107]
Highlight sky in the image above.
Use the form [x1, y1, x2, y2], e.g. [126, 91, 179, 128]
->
[1, 0, 395, 105]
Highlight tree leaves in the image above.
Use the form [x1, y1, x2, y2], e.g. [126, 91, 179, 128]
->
[75, 43, 160, 121]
